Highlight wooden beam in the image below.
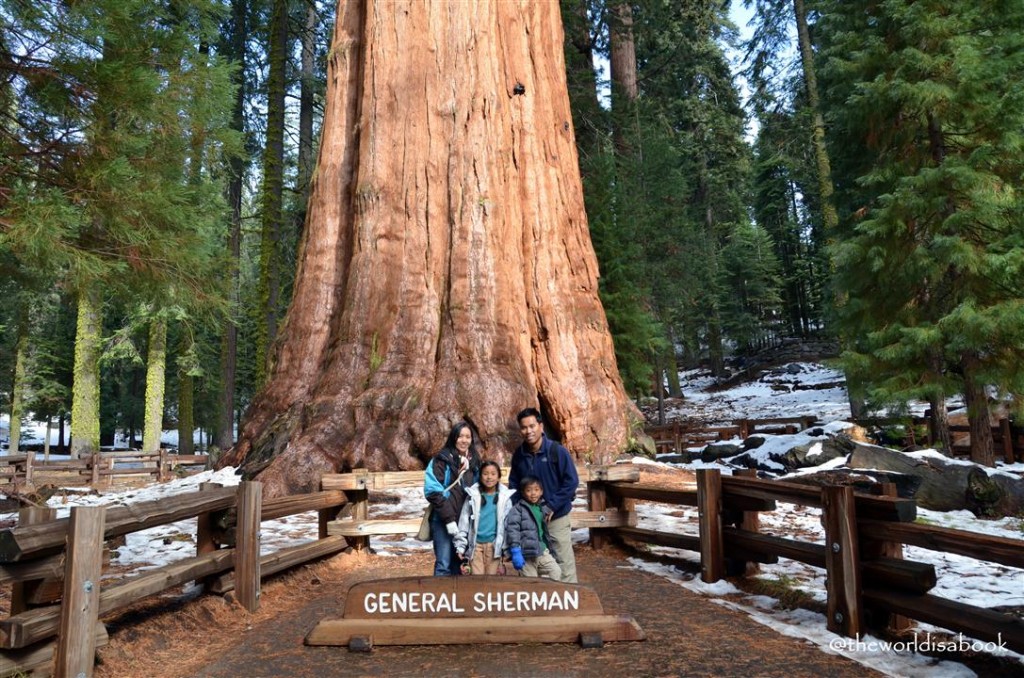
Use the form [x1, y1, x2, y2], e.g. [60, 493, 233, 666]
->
[55, 506, 105, 678]
[606, 484, 698, 506]
[570, 509, 634, 529]
[10, 507, 57, 615]
[0, 549, 236, 650]
[697, 469, 725, 583]
[208, 536, 348, 594]
[328, 519, 421, 537]
[0, 487, 238, 563]
[616, 526, 700, 553]
[823, 486, 862, 638]
[0, 623, 107, 677]
[721, 475, 916, 521]
[235, 481, 262, 612]
[261, 490, 347, 521]
[320, 464, 640, 492]
[858, 520, 1024, 569]
[862, 589, 1024, 653]
[733, 469, 762, 575]
[861, 483, 911, 632]
[722, 527, 824, 567]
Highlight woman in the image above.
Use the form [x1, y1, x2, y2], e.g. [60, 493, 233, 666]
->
[423, 421, 481, 576]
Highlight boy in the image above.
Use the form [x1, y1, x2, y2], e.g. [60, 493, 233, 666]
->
[504, 476, 562, 581]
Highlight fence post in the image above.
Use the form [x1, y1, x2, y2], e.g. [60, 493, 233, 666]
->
[733, 469, 761, 576]
[586, 469, 621, 551]
[318, 479, 343, 540]
[23, 450, 34, 485]
[346, 471, 370, 551]
[54, 505, 106, 678]
[861, 483, 910, 633]
[696, 468, 724, 583]
[823, 485, 862, 638]
[11, 506, 58, 615]
[236, 481, 263, 612]
[158, 448, 168, 481]
[90, 452, 100, 488]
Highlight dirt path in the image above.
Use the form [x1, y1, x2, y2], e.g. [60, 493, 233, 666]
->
[97, 546, 877, 678]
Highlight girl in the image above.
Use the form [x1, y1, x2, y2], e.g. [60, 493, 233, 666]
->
[454, 461, 513, 575]
[423, 422, 481, 576]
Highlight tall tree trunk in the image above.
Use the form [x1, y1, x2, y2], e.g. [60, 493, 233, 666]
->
[9, 306, 28, 453]
[927, 392, 952, 452]
[962, 353, 994, 467]
[143, 317, 167, 454]
[178, 334, 195, 456]
[217, 0, 247, 453]
[608, 2, 638, 155]
[255, 0, 289, 386]
[221, 0, 638, 496]
[297, 0, 318, 235]
[70, 287, 102, 458]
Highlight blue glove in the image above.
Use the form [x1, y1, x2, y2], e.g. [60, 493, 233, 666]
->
[510, 546, 525, 571]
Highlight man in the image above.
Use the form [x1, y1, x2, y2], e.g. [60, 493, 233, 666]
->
[507, 407, 579, 583]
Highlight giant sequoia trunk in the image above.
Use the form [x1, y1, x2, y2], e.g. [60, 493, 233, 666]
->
[220, 0, 639, 496]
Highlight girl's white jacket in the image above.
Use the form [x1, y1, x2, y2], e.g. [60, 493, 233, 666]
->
[453, 483, 514, 558]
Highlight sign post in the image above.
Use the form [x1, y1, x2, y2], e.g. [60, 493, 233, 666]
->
[305, 576, 645, 650]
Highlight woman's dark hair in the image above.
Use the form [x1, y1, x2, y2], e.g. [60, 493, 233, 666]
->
[519, 475, 542, 492]
[443, 421, 474, 451]
[478, 460, 502, 479]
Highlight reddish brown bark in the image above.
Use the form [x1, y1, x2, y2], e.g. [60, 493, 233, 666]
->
[220, 0, 639, 496]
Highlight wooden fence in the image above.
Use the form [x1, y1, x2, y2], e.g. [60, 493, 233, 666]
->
[591, 468, 1024, 653]
[320, 464, 1024, 655]
[0, 481, 350, 677]
[0, 450, 209, 489]
[645, 415, 1023, 463]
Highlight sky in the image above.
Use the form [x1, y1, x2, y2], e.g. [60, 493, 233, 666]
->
[5, 361, 1020, 677]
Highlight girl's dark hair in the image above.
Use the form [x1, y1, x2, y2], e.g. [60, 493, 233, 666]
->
[479, 460, 502, 479]
[519, 475, 542, 491]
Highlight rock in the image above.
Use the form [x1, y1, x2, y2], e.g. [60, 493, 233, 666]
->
[742, 435, 767, 451]
[701, 443, 742, 462]
[779, 433, 856, 469]
[784, 469, 922, 498]
[785, 363, 803, 374]
[848, 444, 1024, 516]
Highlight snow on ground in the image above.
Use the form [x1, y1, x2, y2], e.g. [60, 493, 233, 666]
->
[1, 361, 1020, 676]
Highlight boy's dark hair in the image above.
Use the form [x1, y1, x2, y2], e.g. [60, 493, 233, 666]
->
[517, 407, 543, 425]
[479, 460, 502, 479]
[519, 475, 542, 493]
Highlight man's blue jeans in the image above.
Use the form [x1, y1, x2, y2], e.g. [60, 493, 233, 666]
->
[430, 510, 460, 576]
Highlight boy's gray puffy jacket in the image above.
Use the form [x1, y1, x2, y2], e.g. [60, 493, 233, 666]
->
[454, 483, 514, 558]
[503, 499, 556, 560]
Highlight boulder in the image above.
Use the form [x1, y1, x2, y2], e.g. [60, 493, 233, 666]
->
[778, 433, 856, 469]
[701, 442, 743, 463]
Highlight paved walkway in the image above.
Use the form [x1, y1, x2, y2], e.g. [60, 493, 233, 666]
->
[186, 547, 877, 678]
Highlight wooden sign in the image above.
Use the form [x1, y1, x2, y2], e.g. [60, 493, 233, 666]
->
[305, 576, 645, 650]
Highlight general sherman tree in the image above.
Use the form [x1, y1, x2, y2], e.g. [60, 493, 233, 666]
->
[220, 0, 639, 496]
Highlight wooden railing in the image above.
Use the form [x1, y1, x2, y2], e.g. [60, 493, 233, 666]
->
[4, 450, 210, 489]
[644, 415, 1023, 463]
[591, 468, 1024, 653]
[0, 481, 350, 677]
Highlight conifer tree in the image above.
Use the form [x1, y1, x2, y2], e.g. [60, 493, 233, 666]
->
[821, 0, 1024, 464]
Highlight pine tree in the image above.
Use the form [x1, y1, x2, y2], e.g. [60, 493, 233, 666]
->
[821, 0, 1024, 464]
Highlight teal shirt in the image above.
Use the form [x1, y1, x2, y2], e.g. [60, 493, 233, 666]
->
[526, 502, 548, 549]
[477, 491, 498, 544]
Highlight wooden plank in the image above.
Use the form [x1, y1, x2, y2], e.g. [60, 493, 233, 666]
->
[587, 480, 610, 550]
[721, 475, 916, 522]
[0, 486, 238, 562]
[347, 489, 370, 551]
[261, 490, 346, 521]
[320, 464, 640, 492]
[606, 484, 698, 506]
[823, 485, 862, 638]
[861, 558, 936, 595]
[235, 482, 262, 612]
[858, 520, 1024, 569]
[328, 519, 428, 537]
[734, 469, 761, 575]
[862, 589, 1024, 653]
[697, 469, 725, 583]
[0, 623, 106, 677]
[0, 549, 236, 649]
[616, 527, 700, 553]
[305, 614, 646, 646]
[861, 483, 911, 632]
[208, 536, 348, 594]
[0, 554, 64, 586]
[722, 527, 825, 567]
[11, 507, 57, 615]
[55, 506, 105, 678]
